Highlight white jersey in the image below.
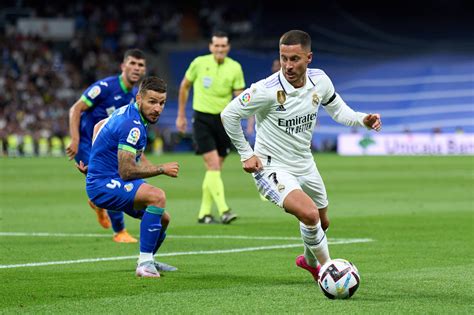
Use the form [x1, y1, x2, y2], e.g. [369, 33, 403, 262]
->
[221, 68, 367, 174]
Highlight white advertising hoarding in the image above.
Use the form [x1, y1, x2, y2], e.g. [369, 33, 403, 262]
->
[337, 133, 474, 155]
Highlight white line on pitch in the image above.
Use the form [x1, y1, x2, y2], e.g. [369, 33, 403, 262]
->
[0, 232, 371, 242]
[0, 239, 373, 269]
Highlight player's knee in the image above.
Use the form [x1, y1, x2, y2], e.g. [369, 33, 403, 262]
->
[300, 208, 319, 226]
[149, 188, 166, 207]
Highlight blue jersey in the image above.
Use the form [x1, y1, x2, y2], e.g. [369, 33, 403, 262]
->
[87, 103, 148, 181]
[79, 75, 138, 148]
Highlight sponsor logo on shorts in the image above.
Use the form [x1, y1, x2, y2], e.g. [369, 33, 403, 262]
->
[126, 127, 141, 145]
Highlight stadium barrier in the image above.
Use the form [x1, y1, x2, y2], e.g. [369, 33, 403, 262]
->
[337, 133, 474, 155]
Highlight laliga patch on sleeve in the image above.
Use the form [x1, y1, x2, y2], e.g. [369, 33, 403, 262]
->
[238, 91, 251, 107]
[126, 127, 141, 145]
[87, 86, 101, 99]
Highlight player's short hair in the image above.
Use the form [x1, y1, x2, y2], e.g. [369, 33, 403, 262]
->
[210, 30, 229, 43]
[279, 30, 311, 51]
[139, 76, 167, 95]
[123, 48, 146, 61]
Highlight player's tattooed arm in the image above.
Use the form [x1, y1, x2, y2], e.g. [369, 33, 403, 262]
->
[118, 150, 179, 180]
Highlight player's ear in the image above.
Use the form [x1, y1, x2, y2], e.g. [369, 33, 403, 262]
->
[307, 52, 313, 65]
[136, 92, 142, 104]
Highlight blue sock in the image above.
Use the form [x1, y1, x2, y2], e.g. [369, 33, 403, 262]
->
[153, 230, 167, 255]
[107, 210, 125, 233]
[140, 206, 164, 253]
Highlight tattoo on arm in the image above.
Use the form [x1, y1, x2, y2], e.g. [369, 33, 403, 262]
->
[118, 150, 162, 180]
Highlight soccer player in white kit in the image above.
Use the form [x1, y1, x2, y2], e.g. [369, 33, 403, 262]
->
[221, 30, 382, 281]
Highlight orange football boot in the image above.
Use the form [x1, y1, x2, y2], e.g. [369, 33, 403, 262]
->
[113, 229, 138, 243]
[87, 199, 111, 229]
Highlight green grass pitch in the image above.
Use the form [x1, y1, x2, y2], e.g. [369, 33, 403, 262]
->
[0, 153, 473, 314]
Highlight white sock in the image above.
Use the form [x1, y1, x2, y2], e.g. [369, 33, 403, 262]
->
[299, 221, 331, 266]
[138, 252, 154, 264]
[303, 245, 318, 267]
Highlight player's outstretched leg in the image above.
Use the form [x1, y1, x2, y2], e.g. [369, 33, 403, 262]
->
[88, 199, 111, 229]
[299, 221, 330, 279]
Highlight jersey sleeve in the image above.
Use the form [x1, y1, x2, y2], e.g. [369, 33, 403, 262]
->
[81, 81, 110, 108]
[117, 120, 146, 155]
[221, 81, 270, 161]
[232, 63, 246, 91]
[320, 73, 367, 128]
[184, 58, 198, 82]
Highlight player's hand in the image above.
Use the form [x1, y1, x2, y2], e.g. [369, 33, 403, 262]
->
[242, 156, 263, 173]
[363, 113, 382, 132]
[160, 162, 179, 178]
[75, 160, 88, 175]
[66, 140, 79, 160]
[176, 116, 187, 133]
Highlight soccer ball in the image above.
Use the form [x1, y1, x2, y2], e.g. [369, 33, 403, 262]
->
[318, 258, 360, 299]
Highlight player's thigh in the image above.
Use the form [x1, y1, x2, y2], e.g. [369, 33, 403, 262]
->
[86, 177, 145, 214]
[133, 183, 166, 209]
[299, 167, 328, 210]
[283, 189, 320, 225]
[252, 169, 300, 208]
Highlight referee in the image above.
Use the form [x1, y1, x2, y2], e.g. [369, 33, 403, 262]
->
[176, 31, 245, 224]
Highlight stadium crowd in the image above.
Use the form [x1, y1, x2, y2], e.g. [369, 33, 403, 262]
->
[1, 0, 471, 156]
[0, 1, 258, 157]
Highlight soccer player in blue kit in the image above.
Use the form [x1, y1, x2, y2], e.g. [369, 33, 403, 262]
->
[66, 49, 146, 243]
[83, 76, 179, 277]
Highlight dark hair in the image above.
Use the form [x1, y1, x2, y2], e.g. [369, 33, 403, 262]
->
[279, 30, 311, 50]
[210, 30, 229, 43]
[139, 76, 167, 95]
[123, 48, 146, 61]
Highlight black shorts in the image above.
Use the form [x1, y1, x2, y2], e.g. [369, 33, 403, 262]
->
[192, 110, 231, 157]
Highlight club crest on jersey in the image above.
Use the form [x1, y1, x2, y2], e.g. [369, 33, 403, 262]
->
[124, 183, 134, 192]
[87, 86, 101, 99]
[126, 127, 140, 145]
[312, 93, 320, 107]
[276, 90, 286, 111]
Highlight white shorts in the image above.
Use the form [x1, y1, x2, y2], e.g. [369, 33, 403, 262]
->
[252, 165, 328, 209]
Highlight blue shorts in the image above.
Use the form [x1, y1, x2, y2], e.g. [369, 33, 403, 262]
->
[86, 177, 146, 214]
